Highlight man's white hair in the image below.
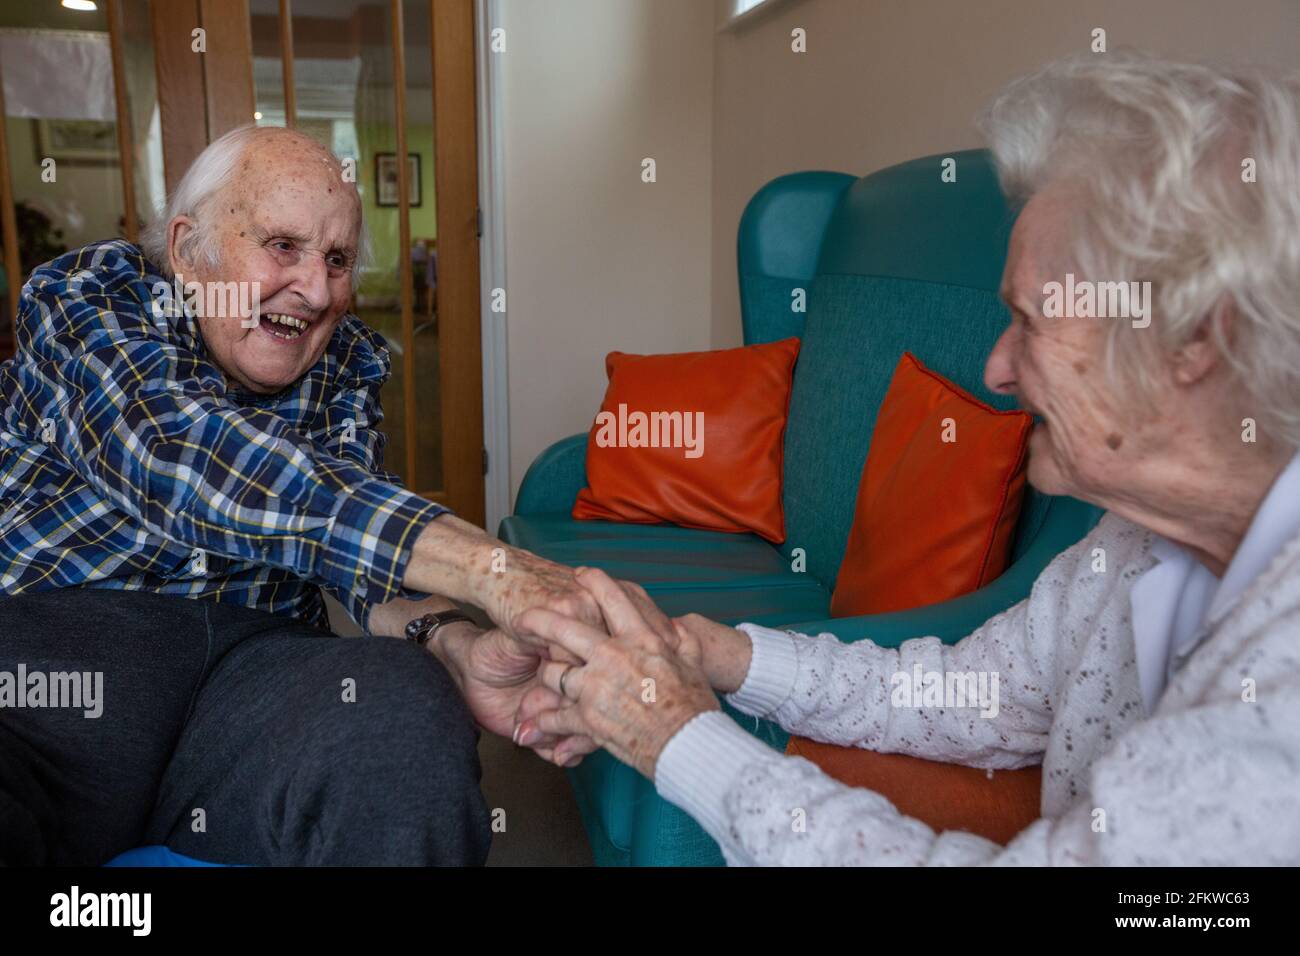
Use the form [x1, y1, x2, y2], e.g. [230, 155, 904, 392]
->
[978, 50, 1300, 451]
[139, 124, 370, 288]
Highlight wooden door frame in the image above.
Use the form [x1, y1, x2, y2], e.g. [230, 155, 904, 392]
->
[429, 0, 485, 527]
[152, 0, 256, 195]
[474, 0, 510, 532]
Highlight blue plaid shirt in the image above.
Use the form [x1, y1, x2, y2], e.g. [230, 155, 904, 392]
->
[0, 240, 448, 633]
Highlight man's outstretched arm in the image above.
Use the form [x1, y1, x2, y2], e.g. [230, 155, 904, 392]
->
[10, 247, 599, 639]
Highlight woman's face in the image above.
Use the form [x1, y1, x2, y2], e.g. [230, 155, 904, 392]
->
[983, 187, 1163, 505]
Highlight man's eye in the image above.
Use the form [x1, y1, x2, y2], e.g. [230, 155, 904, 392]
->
[272, 240, 295, 252]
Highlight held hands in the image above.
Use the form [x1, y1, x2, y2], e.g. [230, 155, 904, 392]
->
[405, 516, 604, 648]
[511, 568, 719, 779]
[484, 547, 682, 654]
[432, 621, 598, 767]
[430, 566, 685, 769]
[482, 545, 604, 646]
[405, 518, 722, 768]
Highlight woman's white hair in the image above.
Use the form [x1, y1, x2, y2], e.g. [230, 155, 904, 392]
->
[977, 50, 1300, 451]
[139, 124, 370, 288]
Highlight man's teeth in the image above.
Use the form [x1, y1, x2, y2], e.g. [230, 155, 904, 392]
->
[263, 313, 306, 338]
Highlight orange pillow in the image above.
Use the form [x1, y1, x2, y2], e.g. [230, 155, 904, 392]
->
[572, 338, 800, 543]
[830, 351, 1032, 616]
[786, 738, 1042, 845]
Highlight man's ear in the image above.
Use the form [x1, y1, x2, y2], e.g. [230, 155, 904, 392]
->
[166, 216, 198, 277]
[1171, 299, 1234, 386]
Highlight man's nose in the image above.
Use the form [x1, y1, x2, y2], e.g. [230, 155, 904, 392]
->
[984, 323, 1018, 396]
[288, 253, 331, 312]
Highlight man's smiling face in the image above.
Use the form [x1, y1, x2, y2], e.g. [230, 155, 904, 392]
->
[168, 130, 362, 394]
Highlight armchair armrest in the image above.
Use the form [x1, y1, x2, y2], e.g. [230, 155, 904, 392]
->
[779, 498, 1101, 648]
[513, 432, 588, 515]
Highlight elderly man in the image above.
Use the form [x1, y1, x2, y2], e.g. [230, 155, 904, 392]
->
[513, 52, 1300, 864]
[0, 125, 600, 865]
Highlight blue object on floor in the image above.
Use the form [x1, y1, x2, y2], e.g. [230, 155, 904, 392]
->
[105, 845, 228, 867]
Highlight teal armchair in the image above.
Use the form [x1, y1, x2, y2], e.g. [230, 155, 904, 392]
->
[499, 150, 1103, 866]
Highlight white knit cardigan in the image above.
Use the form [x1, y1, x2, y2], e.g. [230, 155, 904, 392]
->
[655, 513, 1300, 865]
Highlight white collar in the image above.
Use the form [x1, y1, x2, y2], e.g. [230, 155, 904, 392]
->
[1130, 452, 1300, 713]
[1206, 452, 1300, 625]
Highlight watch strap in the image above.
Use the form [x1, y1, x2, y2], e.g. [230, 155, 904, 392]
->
[405, 610, 475, 646]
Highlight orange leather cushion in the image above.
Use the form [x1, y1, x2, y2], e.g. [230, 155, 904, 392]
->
[830, 351, 1032, 616]
[786, 737, 1042, 845]
[573, 338, 800, 543]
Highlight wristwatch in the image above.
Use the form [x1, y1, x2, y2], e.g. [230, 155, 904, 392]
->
[405, 609, 475, 646]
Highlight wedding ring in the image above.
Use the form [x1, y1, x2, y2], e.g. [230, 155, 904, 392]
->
[559, 664, 575, 699]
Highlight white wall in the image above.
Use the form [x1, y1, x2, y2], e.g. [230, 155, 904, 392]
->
[711, 0, 1300, 347]
[498, 0, 714, 502]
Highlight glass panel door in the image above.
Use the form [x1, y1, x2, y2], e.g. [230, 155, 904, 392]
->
[0, 0, 160, 358]
[249, 0, 466, 512]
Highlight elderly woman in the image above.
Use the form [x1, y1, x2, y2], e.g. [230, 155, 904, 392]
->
[511, 52, 1300, 865]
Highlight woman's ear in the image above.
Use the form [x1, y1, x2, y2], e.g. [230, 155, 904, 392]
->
[1172, 299, 1234, 386]
[166, 215, 197, 277]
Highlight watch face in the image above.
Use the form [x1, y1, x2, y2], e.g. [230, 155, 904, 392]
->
[406, 614, 435, 641]
[407, 611, 470, 644]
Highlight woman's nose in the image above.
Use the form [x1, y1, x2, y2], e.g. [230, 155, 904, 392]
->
[984, 324, 1019, 396]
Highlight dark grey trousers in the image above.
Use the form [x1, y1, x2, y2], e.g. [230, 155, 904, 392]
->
[0, 587, 491, 866]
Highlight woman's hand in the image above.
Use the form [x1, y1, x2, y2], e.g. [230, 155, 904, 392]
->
[512, 568, 719, 779]
[670, 613, 754, 694]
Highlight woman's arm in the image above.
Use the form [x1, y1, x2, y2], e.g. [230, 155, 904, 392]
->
[655, 656, 1300, 866]
[679, 516, 1137, 769]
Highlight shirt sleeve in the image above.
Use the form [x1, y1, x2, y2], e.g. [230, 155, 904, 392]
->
[307, 363, 445, 634]
[12, 247, 446, 633]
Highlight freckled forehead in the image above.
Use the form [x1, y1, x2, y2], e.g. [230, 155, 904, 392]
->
[229, 138, 361, 245]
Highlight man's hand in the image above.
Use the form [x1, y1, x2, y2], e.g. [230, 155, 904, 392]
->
[399, 516, 681, 664]
[432, 622, 597, 767]
[401, 515, 603, 643]
[512, 568, 720, 779]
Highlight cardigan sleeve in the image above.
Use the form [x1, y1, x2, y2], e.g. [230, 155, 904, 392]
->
[657, 512, 1300, 866]
[723, 518, 1131, 769]
[657, 638, 1300, 866]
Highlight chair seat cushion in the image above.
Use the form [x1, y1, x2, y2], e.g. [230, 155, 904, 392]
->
[498, 513, 830, 625]
[787, 737, 1042, 845]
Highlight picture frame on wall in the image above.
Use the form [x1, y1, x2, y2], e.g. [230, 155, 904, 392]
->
[33, 118, 118, 164]
[375, 152, 422, 207]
